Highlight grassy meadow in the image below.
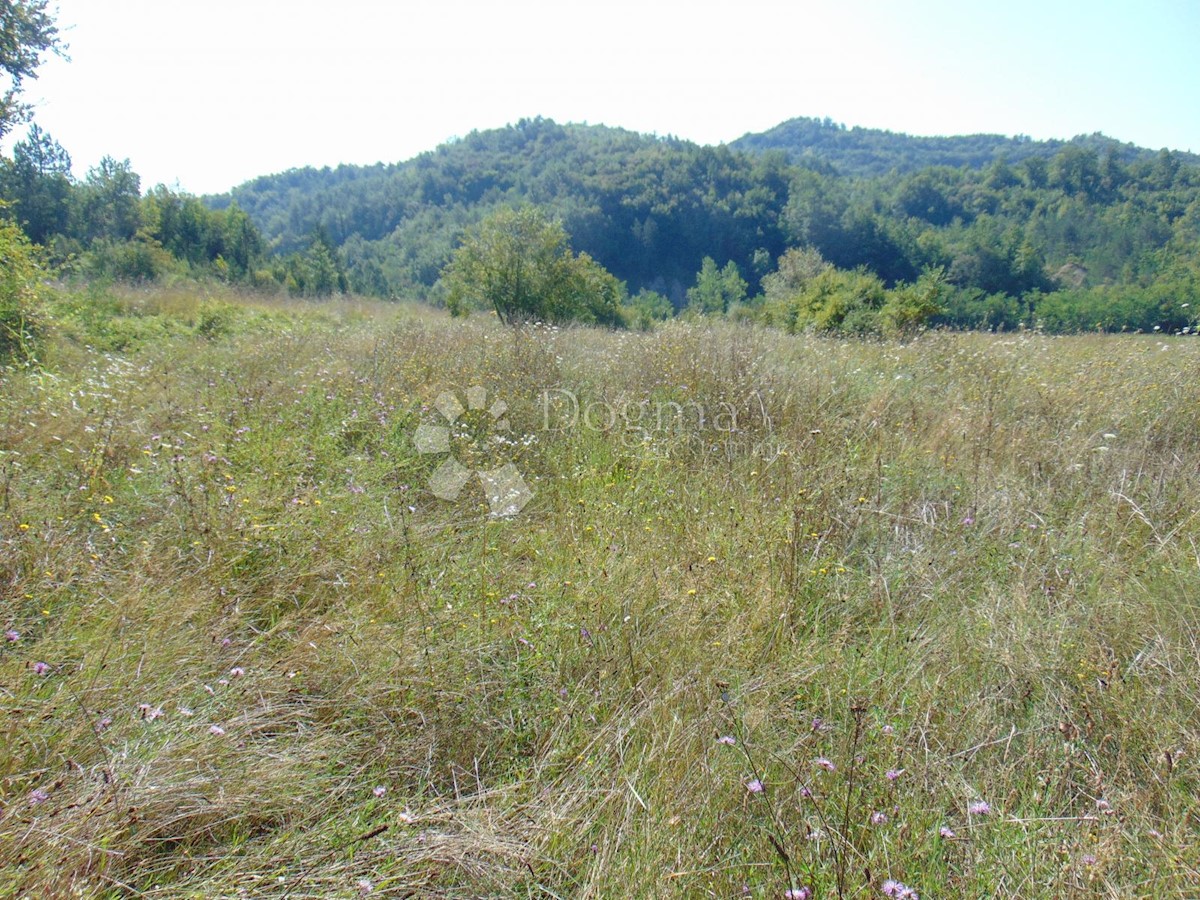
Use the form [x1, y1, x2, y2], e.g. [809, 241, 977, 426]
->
[2, 286, 1199, 898]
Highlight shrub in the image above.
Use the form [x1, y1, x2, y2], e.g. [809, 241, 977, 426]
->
[84, 236, 177, 283]
[0, 216, 48, 363]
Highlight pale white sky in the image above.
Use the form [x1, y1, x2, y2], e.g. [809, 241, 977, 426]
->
[8, 0, 1200, 195]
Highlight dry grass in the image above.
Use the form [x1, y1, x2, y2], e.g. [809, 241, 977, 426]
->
[1, 290, 1199, 898]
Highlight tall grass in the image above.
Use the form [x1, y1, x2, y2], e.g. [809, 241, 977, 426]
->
[2, 291, 1198, 897]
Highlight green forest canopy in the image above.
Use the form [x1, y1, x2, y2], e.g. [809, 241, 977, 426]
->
[3, 114, 1199, 333]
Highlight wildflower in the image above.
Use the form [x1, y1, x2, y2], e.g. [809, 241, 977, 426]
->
[881, 724, 895, 736]
[717, 735, 737, 746]
[961, 516, 974, 526]
[397, 811, 416, 824]
[32, 661, 50, 675]
[784, 889, 812, 900]
[1081, 854, 1097, 867]
[882, 879, 918, 898]
[871, 811, 888, 825]
[799, 786, 813, 799]
[229, 667, 245, 677]
[209, 724, 226, 735]
[745, 778, 765, 794]
[357, 878, 373, 894]
[886, 768, 904, 781]
[814, 757, 836, 772]
[1096, 798, 1113, 815]
[373, 785, 387, 798]
[939, 826, 956, 839]
[96, 716, 113, 731]
[968, 800, 991, 816]
[28, 788, 49, 805]
[4, 629, 18, 642]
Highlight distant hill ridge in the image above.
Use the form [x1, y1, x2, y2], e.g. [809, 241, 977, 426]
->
[206, 115, 1200, 322]
[729, 116, 1200, 177]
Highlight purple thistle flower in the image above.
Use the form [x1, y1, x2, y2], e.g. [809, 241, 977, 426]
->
[1081, 854, 1097, 867]
[209, 724, 226, 735]
[373, 785, 387, 798]
[814, 756, 836, 772]
[745, 778, 765, 794]
[5, 629, 19, 642]
[886, 768, 904, 781]
[881, 724, 895, 736]
[229, 666, 245, 677]
[716, 735, 737, 746]
[28, 788, 49, 805]
[32, 661, 50, 675]
[939, 826, 956, 839]
[785, 889, 812, 900]
[871, 811, 888, 825]
[968, 800, 991, 816]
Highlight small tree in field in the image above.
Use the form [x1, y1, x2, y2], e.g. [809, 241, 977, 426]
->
[442, 206, 625, 326]
[686, 257, 746, 315]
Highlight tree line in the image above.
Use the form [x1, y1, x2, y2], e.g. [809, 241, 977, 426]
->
[1, 68, 1197, 335]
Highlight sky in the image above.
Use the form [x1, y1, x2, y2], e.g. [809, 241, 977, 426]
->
[7, 0, 1200, 195]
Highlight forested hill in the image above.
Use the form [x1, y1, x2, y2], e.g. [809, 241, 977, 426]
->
[202, 115, 1200, 332]
[213, 118, 793, 300]
[730, 116, 1200, 177]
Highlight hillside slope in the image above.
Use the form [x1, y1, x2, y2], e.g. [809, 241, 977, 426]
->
[205, 117, 1200, 331]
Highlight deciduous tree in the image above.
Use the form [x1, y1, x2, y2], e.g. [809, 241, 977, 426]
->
[0, 0, 63, 139]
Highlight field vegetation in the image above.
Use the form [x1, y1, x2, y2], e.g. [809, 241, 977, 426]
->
[2, 288, 1199, 897]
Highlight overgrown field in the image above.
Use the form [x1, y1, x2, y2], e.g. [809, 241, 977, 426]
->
[2, 287, 1199, 898]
